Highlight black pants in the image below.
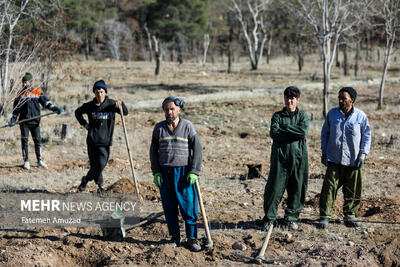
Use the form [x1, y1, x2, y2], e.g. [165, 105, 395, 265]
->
[20, 123, 41, 162]
[85, 145, 110, 186]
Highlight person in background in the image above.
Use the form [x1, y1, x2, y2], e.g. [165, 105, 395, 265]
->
[318, 87, 371, 229]
[75, 80, 128, 196]
[9, 72, 63, 169]
[150, 96, 203, 252]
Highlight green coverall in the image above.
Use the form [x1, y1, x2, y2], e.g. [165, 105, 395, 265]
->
[263, 108, 309, 222]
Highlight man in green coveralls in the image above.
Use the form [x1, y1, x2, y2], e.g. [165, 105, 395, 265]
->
[262, 86, 309, 230]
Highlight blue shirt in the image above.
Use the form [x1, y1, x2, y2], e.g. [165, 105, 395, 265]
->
[321, 107, 371, 167]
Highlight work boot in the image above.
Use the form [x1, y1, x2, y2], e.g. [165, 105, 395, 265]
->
[97, 186, 105, 196]
[23, 161, 30, 170]
[38, 160, 47, 168]
[317, 218, 329, 229]
[282, 220, 298, 230]
[187, 238, 201, 252]
[168, 235, 182, 247]
[344, 217, 361, 228]
[78, 176, 87, 192]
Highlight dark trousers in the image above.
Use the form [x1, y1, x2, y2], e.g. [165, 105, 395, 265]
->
[85, 145, 110, 186]
[159, 166, 198, 239]
[20, 123, 41, 162]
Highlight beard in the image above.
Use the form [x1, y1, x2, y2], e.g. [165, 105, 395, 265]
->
[166, 116, 178, 123]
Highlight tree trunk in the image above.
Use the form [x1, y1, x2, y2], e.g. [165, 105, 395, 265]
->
[144, 25, 153, 62]
[152, 36, 161, 76]
[227, 26, 233, 73]
[85, 30, 89, 60]
[323, 56, 330, 118]
[335, 45, 340, 67]
[378, 37, 394, 109]
[202, 34, 210, 67]
[354, 40, 360, 77]
[342, 42, 348, 76]
[266, 32, 272, 64]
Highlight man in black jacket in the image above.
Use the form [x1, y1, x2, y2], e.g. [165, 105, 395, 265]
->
[75, 80, 128, 195]
[9, 72, 63, 169]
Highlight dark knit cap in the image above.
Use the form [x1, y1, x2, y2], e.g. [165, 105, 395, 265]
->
[22, 72, 33, 82]
[93, 80, 107, 93]
[284, 86, 301, 98]
[339, 87, 357, 102]
[162, 96, 185, 110]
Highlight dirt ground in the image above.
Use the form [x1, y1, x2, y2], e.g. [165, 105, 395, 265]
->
[0, 57, 400, 266]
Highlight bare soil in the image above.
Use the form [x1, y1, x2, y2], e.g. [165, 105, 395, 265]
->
[0, 59, 400, 266]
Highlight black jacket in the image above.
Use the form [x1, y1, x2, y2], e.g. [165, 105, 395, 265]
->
[75, 97, 128, 146]
[12, 87, 59, 125]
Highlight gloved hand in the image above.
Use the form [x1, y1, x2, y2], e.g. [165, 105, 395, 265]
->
[321, 153, 328, 167]
[187, 173, 198, 185]
[355, 153, 366, 170]
[56, 108, 63, 115]
[153, 172, 162, 187]
[8, 119, 15, 127]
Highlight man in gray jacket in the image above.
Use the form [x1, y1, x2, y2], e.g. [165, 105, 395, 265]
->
[150, 96, 202, 252]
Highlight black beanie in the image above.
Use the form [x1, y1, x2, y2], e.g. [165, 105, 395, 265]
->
[339, 87, 357, 103]
[93, 80, 107, 93]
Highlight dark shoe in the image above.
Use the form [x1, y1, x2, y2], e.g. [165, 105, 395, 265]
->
[78, 176, 87, 192]
[168, 235, 182, 247]
[317, 218, 329, 229]
[344, 217, 361, 227]
[97, 186, 105, 196]
[282, 220, 298, 230]
[187, 238, 201, 252]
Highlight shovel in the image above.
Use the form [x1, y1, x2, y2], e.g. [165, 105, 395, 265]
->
[0, 112, 56, 129]
[119, 105, 141, 200]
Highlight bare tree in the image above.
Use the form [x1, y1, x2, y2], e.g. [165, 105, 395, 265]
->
[202, 33, 210, 66]
[144, 24, 153, 62]
[290, 0, 372, 117]
[152, 35, 161, 75]
[0, 0, 63, 116]
[230, 0, 271, 70]
[104, 20, 131, 61]
[376, 0, 400, 109]
[0, 0, 30, 112]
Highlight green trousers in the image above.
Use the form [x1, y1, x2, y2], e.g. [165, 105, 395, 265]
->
[263, 156, 308, 222]
[319, 162, 362, 219]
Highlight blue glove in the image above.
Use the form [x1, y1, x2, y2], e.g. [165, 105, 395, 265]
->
[56, 108, 63, 115]
[8, 119, 15, 127]
[187, 173, 198, 185]
[153, 173, 162, 187]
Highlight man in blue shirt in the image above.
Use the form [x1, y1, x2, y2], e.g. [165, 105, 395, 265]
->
[318, 87, 371, 229]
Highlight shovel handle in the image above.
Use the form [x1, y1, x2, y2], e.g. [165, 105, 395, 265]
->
[257, 223, 274, 259]
[195, 180, 213, 247]
[119, 105, 141, 200]
[1, 112, 55, 129]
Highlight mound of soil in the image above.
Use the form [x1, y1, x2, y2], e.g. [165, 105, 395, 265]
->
[106, 178, 137, 194]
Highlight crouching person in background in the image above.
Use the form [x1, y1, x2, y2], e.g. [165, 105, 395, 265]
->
[75, 80, 128, 196]
[150, 96, 203, 252]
